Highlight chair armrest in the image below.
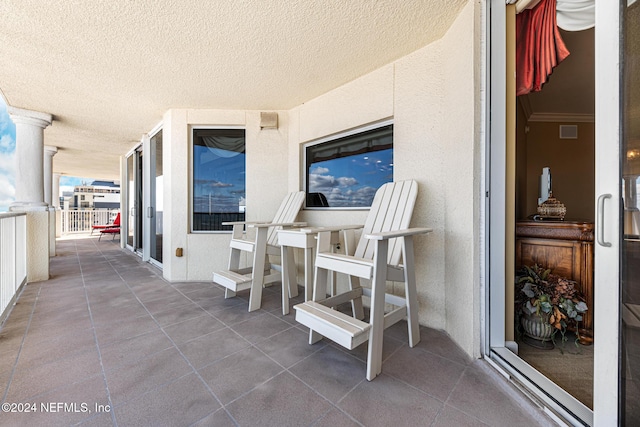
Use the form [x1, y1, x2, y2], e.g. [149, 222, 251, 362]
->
[249, 221, 307, 229]
[365, 227, 433, 241]
[222, 221, 271, 226]
[299, 224, 364, 234]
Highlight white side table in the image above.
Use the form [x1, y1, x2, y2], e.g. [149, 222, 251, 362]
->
[278, 228, 339, 315]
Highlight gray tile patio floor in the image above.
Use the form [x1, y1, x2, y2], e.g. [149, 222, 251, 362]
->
[0, 238, 557, 426]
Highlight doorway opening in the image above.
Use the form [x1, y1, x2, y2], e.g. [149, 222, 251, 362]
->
[512, 26, 595, 410]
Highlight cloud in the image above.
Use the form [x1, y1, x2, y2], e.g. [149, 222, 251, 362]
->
[311, 166, 329, 174]
[193, 179, 234, 189]
[308, 173, 337, 190]
[0, 103, 15, 146]
[309, 173, 359, 192]
[337, 177, 357, 187]
[348, 186, 378, 206]
[0, 134, 14, 151]
[0, 173, 15, 203]
[0, 151, 15, 208]
[308, 169, 376, 207]
[0, 149, 15, 175]
[209, 181, 233, 188]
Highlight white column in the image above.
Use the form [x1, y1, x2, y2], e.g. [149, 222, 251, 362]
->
[8, 107, 52, 209]
[43, 146, 58, 206]
[44, 147, 58, 257]
[52, 173, 61, 210]
[53, 173, 62, 239]
[7, 107, 53, 282]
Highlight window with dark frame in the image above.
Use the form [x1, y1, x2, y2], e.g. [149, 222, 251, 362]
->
[305, 124, 393, 208]
[192, 128, 246, 231]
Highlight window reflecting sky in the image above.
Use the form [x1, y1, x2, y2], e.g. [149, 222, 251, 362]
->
[308, 148, 393, 207]
[193, 145, 246, 213]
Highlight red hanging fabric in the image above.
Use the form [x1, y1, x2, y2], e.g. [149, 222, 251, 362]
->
[516, 0, 570, 96]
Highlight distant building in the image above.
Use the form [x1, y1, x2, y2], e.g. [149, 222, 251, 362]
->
[68, 180, 120, 209]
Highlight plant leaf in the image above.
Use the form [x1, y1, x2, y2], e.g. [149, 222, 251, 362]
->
[525, 300, 537, 314]
[522, 283, 535, 298]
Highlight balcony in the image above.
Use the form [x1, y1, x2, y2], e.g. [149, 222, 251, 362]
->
[0, 237, 556, 426]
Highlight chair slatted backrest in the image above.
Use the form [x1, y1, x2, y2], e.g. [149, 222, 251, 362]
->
[354, 180, 418, 266]
[266, 191, 306, 246]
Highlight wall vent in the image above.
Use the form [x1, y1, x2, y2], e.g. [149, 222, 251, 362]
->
[260, 112, 278, 129]
[559, 125, 578, 139]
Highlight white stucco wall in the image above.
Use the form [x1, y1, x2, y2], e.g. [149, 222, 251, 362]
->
[15, 209, 50, 283]
[161, 1, 481, 357]
[163, 109, 291, 282]
[441, 3, 482, 358]
[290, 2, 481, 357]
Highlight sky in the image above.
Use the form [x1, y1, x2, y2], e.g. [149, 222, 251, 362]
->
[0, 98, 16, 212]
[308, 148, 393, 207]
[0, 97, 95, 212]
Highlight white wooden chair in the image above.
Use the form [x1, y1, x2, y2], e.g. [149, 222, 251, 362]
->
[213, 191, 306, 312]
[294, 180, 432, 380]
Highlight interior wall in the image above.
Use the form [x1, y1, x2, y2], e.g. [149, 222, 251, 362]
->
[515, 101, 528, 220]
[523, 121, 595, 221]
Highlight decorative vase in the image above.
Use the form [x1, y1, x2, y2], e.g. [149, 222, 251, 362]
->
[520, 312, 555, 349]
[536, 191, 567, 220]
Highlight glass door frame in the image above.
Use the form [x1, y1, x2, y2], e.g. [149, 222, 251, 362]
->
[125, 145, 143, 255]
[486, 1, 621, 425]
[592, 2, 621, 424]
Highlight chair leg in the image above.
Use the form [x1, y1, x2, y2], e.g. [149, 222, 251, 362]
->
[287, 250, 299, 298]
[366, 239, 388, 381]
[308, 264, 329, 344]
[403, 236, 421, 347]
[248, 228, 268, 312]
[281, 245, 297, 315]
[225, 247, 241, 299]
[228, 247, 241, 271]
[348, 276, 365, 320]
[304, 247, 314, 302]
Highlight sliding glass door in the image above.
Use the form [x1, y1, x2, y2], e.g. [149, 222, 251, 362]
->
[125, 129, 163, 266]
[149, 130, 163, 265]
[126, 148, 143, 253]
[488, 2, 625, 425]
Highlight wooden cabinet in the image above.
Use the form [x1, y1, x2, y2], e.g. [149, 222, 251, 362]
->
[515, 220, 594, 336]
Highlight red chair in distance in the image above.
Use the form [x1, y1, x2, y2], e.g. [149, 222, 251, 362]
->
[98, 227, 120, 241]
[92, 212, 120, 235]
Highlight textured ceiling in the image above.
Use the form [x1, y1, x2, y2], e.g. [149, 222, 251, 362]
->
[0, 0, 467, 180]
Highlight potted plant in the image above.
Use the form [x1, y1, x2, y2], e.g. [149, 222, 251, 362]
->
[515, 265, 589, 349]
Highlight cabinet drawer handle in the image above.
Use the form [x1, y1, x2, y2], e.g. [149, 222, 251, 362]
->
[597, 193, 612, 247]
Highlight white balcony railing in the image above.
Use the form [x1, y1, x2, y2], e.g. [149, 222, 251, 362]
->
[61, 209, 119, 234]
[0, 212, 27, 322]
